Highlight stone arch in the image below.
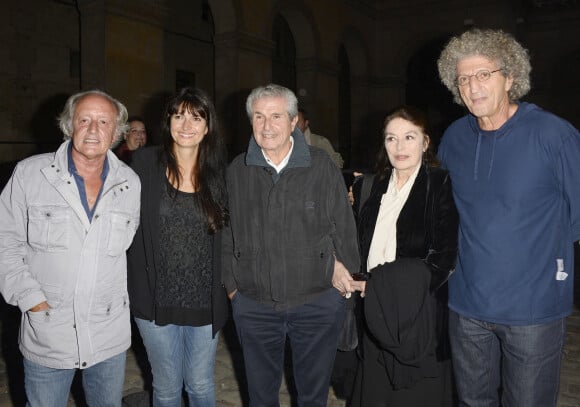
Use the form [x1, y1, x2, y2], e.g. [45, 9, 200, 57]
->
[272, 1, 320, 59]
[339, 26, 369, 79]
[270, 2, 322, 119]
[337, 27, 371, 168]
[402, 31, 465, 145]
[207, 0, 238, 34]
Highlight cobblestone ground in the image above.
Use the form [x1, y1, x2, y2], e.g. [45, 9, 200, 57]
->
[0, 305, 578, 407]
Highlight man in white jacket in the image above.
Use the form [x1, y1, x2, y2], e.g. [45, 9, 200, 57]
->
[0, 90, 140, 406]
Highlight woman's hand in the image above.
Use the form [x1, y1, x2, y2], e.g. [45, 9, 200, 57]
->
[348, 171, 364, 206]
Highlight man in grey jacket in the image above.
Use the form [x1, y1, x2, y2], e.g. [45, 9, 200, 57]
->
[297, 107, 344, 168]
[222, 83, 361, 406]
[0, 90, 140, 406]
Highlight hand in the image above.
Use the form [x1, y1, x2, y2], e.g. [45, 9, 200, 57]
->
[348, 171, 364, 207]
[348, 185, 355, 207]
[29, 301, 49, 312]
[228, 289, 237, 300]
[354, 280, 366, 298]
[332, 259, 356, 297]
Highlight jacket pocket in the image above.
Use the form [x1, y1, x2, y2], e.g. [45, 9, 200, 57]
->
[106, 211, 136, 257]
[39, 283, 63, 309]
[27, 205, 70, 252]
[232, 247, 260, 294]
[89, 292, 129, 323]
[24, 305, 71, 358]
[288, 238, 334, 291]
[88, 291, 130, 352]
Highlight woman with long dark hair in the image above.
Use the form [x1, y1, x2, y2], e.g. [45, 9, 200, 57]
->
[127, 87, 228, 406]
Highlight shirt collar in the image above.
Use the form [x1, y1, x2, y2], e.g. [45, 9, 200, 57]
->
[67, 141, 110, 181]
[261, 136, 294, 173]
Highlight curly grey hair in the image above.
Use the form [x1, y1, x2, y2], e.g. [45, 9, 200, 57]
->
[437, 28, 532, 105]
[245, 83, 298, 122]
[57, 90, 129, 147]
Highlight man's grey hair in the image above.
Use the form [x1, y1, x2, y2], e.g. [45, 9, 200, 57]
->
[437, 28, 532, 105]
[245, 84, 298, 122]
[57, 90, 129, 147]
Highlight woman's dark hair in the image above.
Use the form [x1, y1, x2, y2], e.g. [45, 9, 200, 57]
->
[374, 105, 439, 180]
[160, 87, 228, 234]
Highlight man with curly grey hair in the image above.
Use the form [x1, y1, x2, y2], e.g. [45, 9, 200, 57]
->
[437, 28, 580, 406]
[0, 90, 140, 406]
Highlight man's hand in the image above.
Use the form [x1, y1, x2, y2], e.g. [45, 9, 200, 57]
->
[332, 259, 365, 297]
[28, 301, 49, 312]
[228, 289, 237, 300]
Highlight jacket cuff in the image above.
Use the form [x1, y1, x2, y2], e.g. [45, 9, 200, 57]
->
[222, 274, 237, 295]
[18, 290, 48, 313]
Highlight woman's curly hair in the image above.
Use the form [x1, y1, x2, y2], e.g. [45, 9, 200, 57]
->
[437, 28, 532, 105]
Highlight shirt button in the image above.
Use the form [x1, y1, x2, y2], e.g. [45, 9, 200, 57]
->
[82, 362, 87, 367]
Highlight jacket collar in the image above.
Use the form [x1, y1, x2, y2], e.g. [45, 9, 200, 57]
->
[245, 128, 311, 170]
[47, 140, 126, 186]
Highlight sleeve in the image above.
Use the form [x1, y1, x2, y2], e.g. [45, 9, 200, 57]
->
[0, 165, 47, 311]
[328, 164, 360, 275]
[556, 123, 580, 241]
[436, 130, 450, 170]
[220, 165, 237, 293]
[220, 223, 236, 293]
[424, 172, 459, 291]
[318, 137, 344, 168]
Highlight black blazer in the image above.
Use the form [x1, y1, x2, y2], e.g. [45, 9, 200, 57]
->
[354, 165, 459, 395]
[358, 165, 458, 290]
[127, 146, 228, 336]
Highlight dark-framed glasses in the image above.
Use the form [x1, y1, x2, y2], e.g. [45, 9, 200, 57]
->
[455, 69, 502, 86]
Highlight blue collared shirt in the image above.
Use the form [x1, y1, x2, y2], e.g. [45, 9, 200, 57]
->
[67, 143, 109, 221]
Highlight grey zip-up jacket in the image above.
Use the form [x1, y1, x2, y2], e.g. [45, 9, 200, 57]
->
[222, 130, 359, 310]
[0, 141, 140, 369]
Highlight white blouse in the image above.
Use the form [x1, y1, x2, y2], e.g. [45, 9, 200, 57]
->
[366, 164, 420, 271]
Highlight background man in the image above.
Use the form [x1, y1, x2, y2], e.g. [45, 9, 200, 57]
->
[0, 90, 141, 406]
[297, 107, 344, 168]
[223, 84, 360, 406]
[437, 28, 580, 406]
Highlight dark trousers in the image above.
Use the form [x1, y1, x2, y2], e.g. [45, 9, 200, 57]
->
[232, 288, 345, 407]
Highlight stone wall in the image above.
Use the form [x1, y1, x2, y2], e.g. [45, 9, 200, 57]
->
[1, 0, 578, 170]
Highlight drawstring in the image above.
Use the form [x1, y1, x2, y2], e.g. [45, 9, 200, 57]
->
[473, 132, 482, 181]
[488, 134, 497, 179]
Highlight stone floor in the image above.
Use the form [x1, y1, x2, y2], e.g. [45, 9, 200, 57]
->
[0, 304, 578, 407]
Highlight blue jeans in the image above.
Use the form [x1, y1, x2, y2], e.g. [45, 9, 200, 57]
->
[23, 351, 126, 407]
[135, 318, 219, 407]
[231, 288, 345, 407]
[449, 310, 566, 407]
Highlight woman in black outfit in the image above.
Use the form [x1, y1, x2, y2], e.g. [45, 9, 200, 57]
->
[127, 87, 228, 407]
[350, 106, 458, 407]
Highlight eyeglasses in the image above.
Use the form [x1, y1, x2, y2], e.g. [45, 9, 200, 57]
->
[455, 69, 502, 86]
[129, 128, 147, 135]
